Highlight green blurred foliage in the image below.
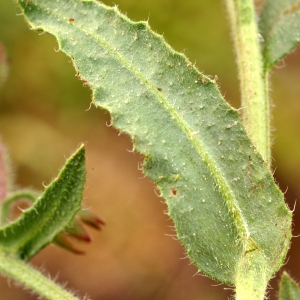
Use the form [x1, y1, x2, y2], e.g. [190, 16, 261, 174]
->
[0, 0, 300, 299]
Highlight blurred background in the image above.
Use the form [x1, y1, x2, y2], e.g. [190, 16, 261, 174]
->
[0, 0, 300, 299]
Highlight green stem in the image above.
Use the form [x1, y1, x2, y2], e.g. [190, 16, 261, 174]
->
[225, 0, 270, 168]
[0, 190, 38, 227]
[235, 252, 269, 300]
[0, 251, 80, 300]
[225, 1, 272, 299]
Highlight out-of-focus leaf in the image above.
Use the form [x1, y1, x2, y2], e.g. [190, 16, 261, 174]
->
[16, 0, 292, 284]
[54, 232, 85, 255]
[279, 272, 300, 300]
[259, 0, 300, 70]
[0, 43, 8, 88]
[77, 208, 105, 230]
[0, 144, 86, 260]
[64, 216, 92, 242]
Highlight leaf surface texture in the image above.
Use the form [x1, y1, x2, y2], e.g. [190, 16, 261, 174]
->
[16, 0, 292, 283]
[0, 145, 86, 260]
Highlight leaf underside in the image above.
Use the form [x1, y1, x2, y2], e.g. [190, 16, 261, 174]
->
[17, 0, 292, 284]
[0, 144, 86, 260]
[259, 0, 300, 70]
[279, 272, 300, 300]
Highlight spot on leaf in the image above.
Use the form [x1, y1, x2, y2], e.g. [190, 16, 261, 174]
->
[170, 188, 177, 196]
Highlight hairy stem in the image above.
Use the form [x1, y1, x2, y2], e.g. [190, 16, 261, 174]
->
[0, 140, 10, 202]
[0, 251, 80, 300]
[235, 253, 269, 300]
[225, 0, 272, 297]
[225, 0, 270, 168]
[0, 190, 39, 227]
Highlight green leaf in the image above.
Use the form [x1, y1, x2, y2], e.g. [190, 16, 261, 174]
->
[16, 0, 292, 284]
[0, 144, 86, 260]
[259, 0, 300, 70]
[279, 272, 300, 300]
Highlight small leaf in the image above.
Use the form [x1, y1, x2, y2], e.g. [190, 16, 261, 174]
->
[16, 0, 292, 284]
[77, 207, 105, 230]
[0, 144, 86, 260]
[64, 217, 92, 242]
[259, 0, 300, 70]
[54, 232, 85, 255]
[279, 272, 300, 300]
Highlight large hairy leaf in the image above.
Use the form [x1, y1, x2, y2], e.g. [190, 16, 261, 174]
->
[0, 145, 86, 260]
[279, 272, 300, 300]
[259, 0, 300, 70]
[16, 0, 291, 284]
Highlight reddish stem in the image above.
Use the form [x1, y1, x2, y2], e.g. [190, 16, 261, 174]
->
[0, 140, 8, 202]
